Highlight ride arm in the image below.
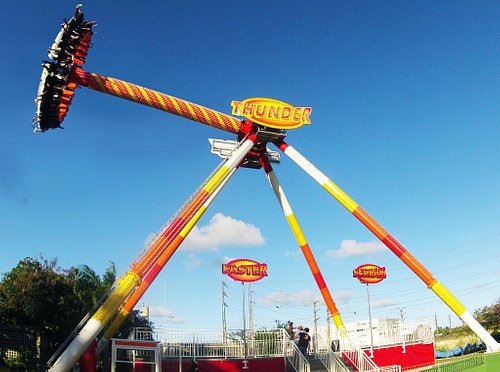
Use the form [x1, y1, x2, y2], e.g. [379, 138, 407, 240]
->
[71, 68, 241, 134]
[274, 140, 500, 352]
[101, 167, 237, 344]
[48, 135, 257, 372]
[259, 154, 346, 333]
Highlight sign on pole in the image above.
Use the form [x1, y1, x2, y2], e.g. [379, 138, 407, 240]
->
[222, 259, 268, 283]
[353, 264, 387, 356]
[353, 264, 387, 284]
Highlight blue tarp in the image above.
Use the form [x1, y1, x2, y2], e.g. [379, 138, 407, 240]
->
[435, 346, 463, 359]
[435, 341, 486, 359]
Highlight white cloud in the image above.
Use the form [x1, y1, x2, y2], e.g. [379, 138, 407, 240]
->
[262, 290, 322, 306]
[182, 213, 265, 252]
[325, 239, 386, 258]
[332, 290, 353, 304]
[148, 306, 173, 318]
[147, 306, 186, 324]
[371, 298, 397, 309]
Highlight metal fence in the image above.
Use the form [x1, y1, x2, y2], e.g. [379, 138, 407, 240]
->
[418, 354, 484, 372]
[322, 318, 435, 351]
[314, 332, 350, 372]
[146, 328, 285, 360]
[0, 325, 39, 366]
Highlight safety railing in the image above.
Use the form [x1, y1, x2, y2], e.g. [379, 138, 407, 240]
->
[314, 332, 350, 372]
[133, 327, 156, 341]
[111, 338, 161, 372]
[335, 318, 435, 349]
[380, 365, 401, 372]
[418, 353, 484, 372]
[159, 328, 284, 359]
[339, 329, 381, 372]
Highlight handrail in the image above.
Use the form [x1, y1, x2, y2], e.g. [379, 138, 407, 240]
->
[339, 331, 380, 372]
[315, 332, 350, 372]
[282, 329, 310, 372]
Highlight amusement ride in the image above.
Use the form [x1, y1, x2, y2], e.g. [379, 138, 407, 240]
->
[33, 6, 500, 371]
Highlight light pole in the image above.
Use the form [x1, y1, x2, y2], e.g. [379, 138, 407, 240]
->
[366, 284, 375, 358]
[242, 282, 249, 369]
[313, 301, 320, 356]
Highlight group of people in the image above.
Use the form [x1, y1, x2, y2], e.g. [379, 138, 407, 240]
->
[287, 322, 311, 356]
[295, 325, 311, 356]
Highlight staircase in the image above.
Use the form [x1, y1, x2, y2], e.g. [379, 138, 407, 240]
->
[308, 354, 334, 371]
[284, 329, 351, 372]
[284, 329, 401, 372]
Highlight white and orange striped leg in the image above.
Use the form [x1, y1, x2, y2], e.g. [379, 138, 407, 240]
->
[276, 141, 500, 352]
[260, 155, 346, 335]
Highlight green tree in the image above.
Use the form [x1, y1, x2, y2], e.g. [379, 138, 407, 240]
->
[113, 309, 151, 339]
[0, 257, 82, 368]
[74, 262, 116, 307]
[474, 299, 500, 331]
[0, 257, 81, 340]
[0, 257, 127, 368]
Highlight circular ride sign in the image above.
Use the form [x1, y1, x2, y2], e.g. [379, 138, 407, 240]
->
[353, 264, 387, 284]
[222, 259, 268, 283]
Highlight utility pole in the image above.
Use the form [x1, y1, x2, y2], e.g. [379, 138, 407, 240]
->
[248, 283, 254, 340]
[366, 284, 374, 358]
[399, 307, 407, 353]
[242, 283, 249, 369]
[313, 301, 320, 355]
[399, 307, 405, 322]
[326, 308, 331, 345]
[163, 282, 167, 341]
[434, 313, 438, 333]
[222, 281, 228, 344]
[449, 314, 452, 334]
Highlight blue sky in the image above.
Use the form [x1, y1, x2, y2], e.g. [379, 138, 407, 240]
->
[1, 1, 499, 334]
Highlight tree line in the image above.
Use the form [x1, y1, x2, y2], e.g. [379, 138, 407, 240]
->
[0, 257, 148, 368]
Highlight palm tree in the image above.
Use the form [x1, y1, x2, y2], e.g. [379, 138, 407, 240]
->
[74, 262, 116, 308]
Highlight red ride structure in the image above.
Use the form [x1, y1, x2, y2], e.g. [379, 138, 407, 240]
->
[34, 6, 499, 372]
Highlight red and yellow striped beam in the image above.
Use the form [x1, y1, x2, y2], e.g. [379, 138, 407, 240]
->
[275, 140, 500, 352]
[103, 168, 237, 342]
[131, 189, 209, 278]
[260, 155, 345, 331]
[71, 67, 242, 134]
[49, 137, 257, 370]
[101, 136, 257, 341]
[131, 136, 256, 279]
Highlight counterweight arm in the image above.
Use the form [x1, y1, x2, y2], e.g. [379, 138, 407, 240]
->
[71, 68, 242, 134]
